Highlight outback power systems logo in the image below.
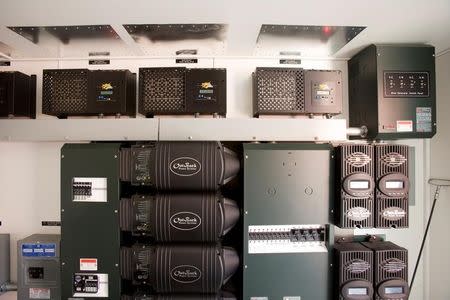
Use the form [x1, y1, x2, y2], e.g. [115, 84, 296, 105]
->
[170, 212, 202, 231]
[171, 265, 202, 283]
[170, 157, 201, 176]
[382, 207, 406, 221]
[347, 207, 371, 221]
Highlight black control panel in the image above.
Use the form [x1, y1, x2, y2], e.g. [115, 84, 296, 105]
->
[383, 71, 429, 97]
[73, 274, 99, 293]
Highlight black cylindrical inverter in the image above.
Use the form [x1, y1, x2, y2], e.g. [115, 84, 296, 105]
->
[122, 292, 237, 300]
[120, 244, 239, 294]
[120, 193, 240, 242]
[120, 141, 241, 191]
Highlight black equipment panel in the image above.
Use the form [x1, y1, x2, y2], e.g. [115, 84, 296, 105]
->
[0, 71, 36, 118]
[73, 274, 99, 294]
[384, 71, 429, 97]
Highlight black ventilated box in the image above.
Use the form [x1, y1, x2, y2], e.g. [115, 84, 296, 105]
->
[334, 242, 374, 300]
[253, 67, 343, 116]
[336, 144, 375, 229]
[349, 44, 436, 139]
[120, 244, 239, 294]
[375, 144, 409, 228]
[139, 68, 226, 117]
[43, 69, 136, 117]
[119, 193, 240, 242]
[0, 71, 36, 118]
[362, 241, 409, 300]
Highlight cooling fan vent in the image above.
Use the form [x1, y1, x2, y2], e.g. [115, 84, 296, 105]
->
[345, 259, 371, 274]
[380, 258, 406, 273]
[346, 152, 371, 167]
[381, 152, 407, 168]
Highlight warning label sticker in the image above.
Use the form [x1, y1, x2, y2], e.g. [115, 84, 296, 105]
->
[80, 258, 98, 271]
[29, 288, 51, 299]
[417, 107, 432, 132]
[396, 120, 413, 132]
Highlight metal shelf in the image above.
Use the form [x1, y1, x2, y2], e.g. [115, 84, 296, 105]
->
[0, 118, 347, 142]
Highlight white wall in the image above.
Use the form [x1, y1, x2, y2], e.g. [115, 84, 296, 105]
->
[0, 57, 433, 299]
[430, 51, 450, 300]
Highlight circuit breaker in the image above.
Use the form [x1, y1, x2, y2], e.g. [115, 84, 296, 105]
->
[17, 234, 60, 300]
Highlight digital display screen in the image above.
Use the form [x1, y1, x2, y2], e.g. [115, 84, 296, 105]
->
[316, 90, 330, 95]
[386, 181, 404, 189]
[100, 91, 113, 95]
[349, 180, 369, 190]
[385, 287, 403, 294]
[348, 287, 368, 295]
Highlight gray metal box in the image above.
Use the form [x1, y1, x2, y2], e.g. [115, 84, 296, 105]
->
[61, 143, 121, 299]
[17, 234, 60, 300]
[243, 143, 334, 300]
[0, 234, 10, 287]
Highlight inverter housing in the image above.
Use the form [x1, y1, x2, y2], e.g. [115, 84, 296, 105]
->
[122, 292, 236, 300]
[120, 141, 240, 191]
[17, 234, 61, 300]
[120, 244, 239, 294]
[336, 144, 375, 228]
[362, 241, 409, 300]
[375, 144, 409, 228]
[139, 68, 226, 117]
[349, 44, 436, 139]
[43, 69, 136, 117]
[253, 67, 343, 116]
[120, 193, 240, 242]
[0, 71, 36, 118]
[334, 242, 374, 300]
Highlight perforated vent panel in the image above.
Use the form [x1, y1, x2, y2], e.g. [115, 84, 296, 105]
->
[139, 68, 186, 116]
[42, 69, 88, 115]
[342, 196, 374, 228]
[376, 197, 409, 228]
[376, 250, 408, 283]
[342, 145, 374, 176]
[376, 145, 409, 178]
[254, 68, 305, 114]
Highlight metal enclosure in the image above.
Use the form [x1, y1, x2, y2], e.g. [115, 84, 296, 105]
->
[61, 143, 122, 299]
[0, 71, 36, 118]
[17, 234, 60, 300]
[349, 44, 436, 139]
[243, 143, 334, 300]
[0, 234, 10, 287]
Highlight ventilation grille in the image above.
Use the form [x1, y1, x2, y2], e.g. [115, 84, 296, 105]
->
[119, 148, 132, 182]
[139, 68, 186, 115]
[42, 69, 88, 115]
[119, 198, 133, 231]
[376, 145, 408, 178]
[342, 196, 374, 228]
[120, 247, 134, 281]
[341, 144, 374, 176]
[255, 68, 305, 113]
[341, 251, 373, 283]
[376, 196, 409, 228]
[376, 249, 408, 284]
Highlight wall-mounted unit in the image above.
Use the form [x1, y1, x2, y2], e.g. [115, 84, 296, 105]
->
[0, 234, 10, 289]
[375, 144, 409, 228]
[17, 234, 61, 300]
[349, 44, 436, 139]
[120, 244, 239, 294]
[253, 68, 343, 117]
[120, 193, 240, 242]
[120, 141, 240, 191]
[122, 291, 237, 300]
[139, 68, 226, 117]
[362, 241, 409, 300]
[334, 242, 374, 300]
[0, 71, 36, 118]
[336, 144, 375, 229]
[43, 69, 136, 118]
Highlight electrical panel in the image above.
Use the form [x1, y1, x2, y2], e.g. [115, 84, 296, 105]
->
[43, 69, 136, 118]
[243, 143, 333, 300]
[336, 144, 375, 228]
[120, 193, 240, 242]
[0, 71, 36, 118]
[17, 234, 60, 300]
[362, 241, 409, 300]
[120, 141, 240, 191]
[334, 242, 374, 300]
[139, 67, 227, 117]
[120, 244, 239, 294]
[0, 234, 10, 288]
[253, 67, 343, 117]
[349, 44, 436, 139]
[375, 144, 409, 228]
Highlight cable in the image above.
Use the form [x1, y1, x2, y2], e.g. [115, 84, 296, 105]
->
[409, 178, 450, 295]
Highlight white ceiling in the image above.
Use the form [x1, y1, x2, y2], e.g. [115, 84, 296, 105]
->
[0, 0, 449, 59]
